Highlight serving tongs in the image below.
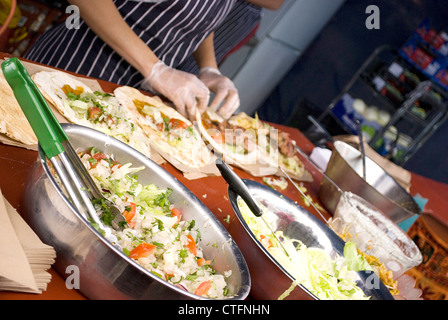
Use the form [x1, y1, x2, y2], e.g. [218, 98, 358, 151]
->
[1, 58, 126, 244]
[291, 144, 360, 222]
[354, 118, 367, 180]
[215, 157, 292, 258]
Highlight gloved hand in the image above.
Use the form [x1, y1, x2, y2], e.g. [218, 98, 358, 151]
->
[198, 67, 240, 119]
[141, 60, 210, 120]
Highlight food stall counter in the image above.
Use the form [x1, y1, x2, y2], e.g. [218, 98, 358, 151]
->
[0, 53, 447, 300]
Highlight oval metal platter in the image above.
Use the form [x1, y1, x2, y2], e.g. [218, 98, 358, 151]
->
[228, 179, 394, 300]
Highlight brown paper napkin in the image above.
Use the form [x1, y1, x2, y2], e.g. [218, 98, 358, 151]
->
[0, 188, 56, 293]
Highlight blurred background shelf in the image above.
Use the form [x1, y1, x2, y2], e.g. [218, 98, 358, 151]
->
[0, 0, 68, 57]
[310, 45, 448, 166]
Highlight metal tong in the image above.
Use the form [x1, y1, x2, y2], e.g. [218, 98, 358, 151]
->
[2, 58, 125, 244]
[354, 118, 367, 180]
[215, 156, 291, 257]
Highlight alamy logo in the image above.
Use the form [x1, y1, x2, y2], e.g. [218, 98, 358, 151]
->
[65, 265, 80, 289]
[65, 5, 80, 30]
[365, 5, 380, 30]
[364, 270, 381, 289]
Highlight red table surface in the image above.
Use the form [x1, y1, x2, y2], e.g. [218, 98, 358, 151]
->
[0, 55, 447, 300]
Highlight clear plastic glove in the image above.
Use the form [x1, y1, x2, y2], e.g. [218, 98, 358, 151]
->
[141, 61, 210, 120]
[198, 67, 240, 119]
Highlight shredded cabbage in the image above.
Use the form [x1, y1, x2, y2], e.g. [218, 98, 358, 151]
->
[237, 198, 370, 300]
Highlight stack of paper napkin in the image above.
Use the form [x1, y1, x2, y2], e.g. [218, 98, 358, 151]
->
[0, 188, 56, 293]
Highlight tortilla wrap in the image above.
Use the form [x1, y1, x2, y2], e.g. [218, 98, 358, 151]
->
[32, 71, 153, 159]
[114, 86, 218, 175]
[0, 69, 37, 146]
[197, 109, 312, 181]
[32, 71, 94, 127]
[195, 109, 280, 177]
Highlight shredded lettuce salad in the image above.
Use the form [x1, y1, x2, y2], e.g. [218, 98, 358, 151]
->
[81, 147, 232, 299]
[237, 198, 371, 300]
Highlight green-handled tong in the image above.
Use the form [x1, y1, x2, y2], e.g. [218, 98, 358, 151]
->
[1, 58, 125, 241]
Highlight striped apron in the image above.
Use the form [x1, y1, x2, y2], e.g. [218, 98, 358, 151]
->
[179, 0, 262, 74]
[24, 0, 236, 88]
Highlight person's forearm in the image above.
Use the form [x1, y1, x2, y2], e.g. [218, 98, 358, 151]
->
[68, 0, 159, 77]
[192, 32, 218, 71]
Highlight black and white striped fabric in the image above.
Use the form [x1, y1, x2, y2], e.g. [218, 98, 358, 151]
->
[24, 0, 236, 88]
[178, 0, 262, 74]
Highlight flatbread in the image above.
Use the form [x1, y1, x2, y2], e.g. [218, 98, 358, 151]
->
[114, 86, 218, 176]
[32, 71, 152, 159]
[197, 110, 312, 181]
[229, 112, 312, 181]
[0, 69, 37, 146]
[195, 110, 279, 177]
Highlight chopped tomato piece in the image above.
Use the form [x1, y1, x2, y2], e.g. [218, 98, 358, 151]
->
[169, 118, 189, 129]
[88, 107, 102, 120]
[127, 220, 136, 229]
[90, 152, 107, 167]
[196, 258, 211, 267]
[208, 129, 223, 144]
[170, 208, 182, 227]
[260, 235, 273, 248]
[194, 280, 211, 296]
[184, 234, 197, 256]
[129, 243, 156, 259]
[88, 152, 107, 168]
[92, 152, 107, 160]
[111, 162, 122, 170]
[106, 114, 115, 124]
[156, 122, 164, 131]
[123, 202, 137, 222]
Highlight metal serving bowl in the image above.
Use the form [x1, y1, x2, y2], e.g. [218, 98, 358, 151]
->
[319, 141, 421, 223]
[228, 179, 394, 300]
[22, 123, 250, 300]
